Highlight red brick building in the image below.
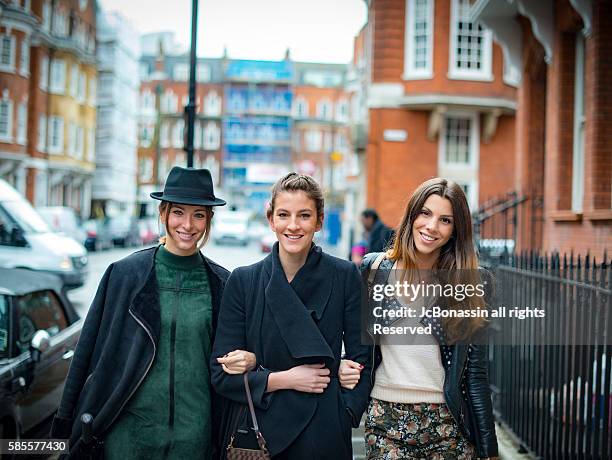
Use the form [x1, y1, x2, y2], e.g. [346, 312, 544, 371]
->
[363, 0, 517, 229]
[474, 0, 611, 258]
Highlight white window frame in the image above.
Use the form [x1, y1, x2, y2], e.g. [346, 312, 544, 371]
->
[305, 130, 322, 152]
[42, 0, 51, 31]
[0, 34, 16, 73]
[316, 99, 332, 120]
[173, 63, 189, 81]
[68, 121, 76, 156]
[38, 114, 47, 152]
[294, 96, 308, 118]
[196, 63, 211, 83]
[76, 125, 84, 159]
[39, 55, 49, 91]
[403, 0, 434, 80]
[204, 91, 221, 116]
[203, 122, 220, 150]
[0, 95, 13, 142]
[172, 119, 184, 148]
[16, 102, 27, 145]
[160, 122, 170, 148]
[19, 37, 29, 76]
[50, 58, 66, 95]
[87, 127, 95, 161]
[48, 116, 64, 154]
[88, 77, 96, 106]
[77, 71, 86, 103]
[70, 64, 78, 97]
[448, 0, 492, 81]
[335, 99, 349, 122]
[571, 32, 586, 212]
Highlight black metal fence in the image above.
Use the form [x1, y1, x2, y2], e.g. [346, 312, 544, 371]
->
[480, 251, 611, 459]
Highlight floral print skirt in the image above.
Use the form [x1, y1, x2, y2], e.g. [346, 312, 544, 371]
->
[364, 398, 475, 460]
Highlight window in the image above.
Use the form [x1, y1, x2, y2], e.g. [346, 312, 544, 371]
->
[204, 91, 221, 116]
[572, 32, 586, 212]
[15, 290, 67, 353]
[0, 34, 15, 72]
[19, 38, 29, 75]
[76, 125, 84, 159]
[53, 10, 69, 37]
[194, 122, 202, 149]
[404, 0, 434, 79]
[50, 58, 66, 94]
[449, 0, 492, 80]
[70, 64, 78, 97]
[42, 0, 51, 31]
[323, 131, 332, 153]
[77, 72, 86, 103]
[139, 123, 152, 147]
[305, 130, 322, 152]
[172, 119, 184, 148]
[88, 77, 96, 106]
[335, 99, 348, 122]
[316, 99, 332, 120]
[173, 63, 189, 81]
[48, 116, 64, 154]
[162, 90, 177, 113]
[203, 122, 220, 150]
[197, 63, 211, 83]
[39, 55, 48, 90]
[160, 121, 170, 148]
[294, 97, 308, 118]
[443, 116, 472, 164]
[16, 102, 26, 145]
[140, 90, 155, 112]
[87, 127, 94, 161]
[0, 96, 13, 142]
[68, 122, 76, 156]
[38, 114, 47, 151]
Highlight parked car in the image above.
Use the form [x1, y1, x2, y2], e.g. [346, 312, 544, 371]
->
[0, 180, 88, 290]
[82, 219, 114, 252]
[37, 206, 86, 246]
[0, 268, 82, 439]
[213, 211, 251, 246]
[260, 232, 276, 253]
[107, 215, 141, 247]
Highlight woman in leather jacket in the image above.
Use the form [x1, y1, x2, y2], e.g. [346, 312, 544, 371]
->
[339, 178, 498, 459]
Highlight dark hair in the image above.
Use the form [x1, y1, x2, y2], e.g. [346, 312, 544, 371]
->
[158, 201, 214, 248]
[361, 208, 379, 221]
[387, 177, 486, 343]
[267, 172, 324, 223]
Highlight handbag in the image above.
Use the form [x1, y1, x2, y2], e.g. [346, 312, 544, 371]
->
[226, 373, 271, 460]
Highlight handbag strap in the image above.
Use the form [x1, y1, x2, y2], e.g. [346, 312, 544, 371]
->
[243, 373, 268, 451]
[368, 252, 386, 285]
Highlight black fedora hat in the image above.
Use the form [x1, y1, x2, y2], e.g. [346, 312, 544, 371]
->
[150, 167, 226, 206]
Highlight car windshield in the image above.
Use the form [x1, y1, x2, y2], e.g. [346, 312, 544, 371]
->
[2, 201, 51, 234]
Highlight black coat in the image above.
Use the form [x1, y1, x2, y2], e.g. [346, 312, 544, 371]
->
[50, 246, 230, 459]
[361, 252, 498, 458]
[211, 244, 372, 459]
[367, 220, 394, 253]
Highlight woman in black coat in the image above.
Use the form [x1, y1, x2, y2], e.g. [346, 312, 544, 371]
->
[211, 173, 372, 459]
[51, 167, 255, 459]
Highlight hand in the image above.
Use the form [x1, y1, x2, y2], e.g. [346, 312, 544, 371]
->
[284, 363, 331, 393]
[217, 350, 257, 374]
[339, 359, 363, 390]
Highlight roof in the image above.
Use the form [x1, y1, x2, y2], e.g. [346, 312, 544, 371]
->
[0, 268, 64, 296]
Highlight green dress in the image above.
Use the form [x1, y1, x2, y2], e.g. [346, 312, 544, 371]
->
[105, 245, 213, 459]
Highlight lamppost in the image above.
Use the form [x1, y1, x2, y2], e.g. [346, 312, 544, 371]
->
[184, 0, 199, 167]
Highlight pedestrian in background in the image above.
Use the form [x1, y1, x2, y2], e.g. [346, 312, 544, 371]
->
[342, 178, 498, 459]
[51, 167, 255, 460]
[360, 208, 394, 253]
[212, 172, 372, 459]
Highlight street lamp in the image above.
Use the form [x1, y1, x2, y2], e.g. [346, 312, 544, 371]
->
[184, 0, 199, 167]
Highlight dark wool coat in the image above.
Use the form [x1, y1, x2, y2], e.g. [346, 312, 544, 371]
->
[50, 246, 230, 459]
[211, 244, 372, 459]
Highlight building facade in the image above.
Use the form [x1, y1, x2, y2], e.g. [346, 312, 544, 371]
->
[93, 10, 139, 218]
[0, 0, 97, 219]
[473, 0, 611, 258]
[363, 0, 517, 229]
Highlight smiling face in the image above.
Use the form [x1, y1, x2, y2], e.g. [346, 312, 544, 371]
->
[162, 203, 209, 256]
[268, 190, 322, 259]
[411, 194, 454, 268]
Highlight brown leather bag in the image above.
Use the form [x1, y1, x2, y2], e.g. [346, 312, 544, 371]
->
[226, 373, 271, 460]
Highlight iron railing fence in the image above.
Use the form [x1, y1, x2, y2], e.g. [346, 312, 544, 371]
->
[480, 251, 611, 459]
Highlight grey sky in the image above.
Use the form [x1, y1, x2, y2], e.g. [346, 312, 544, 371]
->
[97, 0, 368, 63]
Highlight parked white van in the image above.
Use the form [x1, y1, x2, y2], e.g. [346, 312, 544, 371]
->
[0, 179, 88, 289]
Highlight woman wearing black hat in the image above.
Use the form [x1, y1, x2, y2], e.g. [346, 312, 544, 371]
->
[51, 167, 255, 460]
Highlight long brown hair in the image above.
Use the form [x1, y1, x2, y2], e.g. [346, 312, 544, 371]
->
[387, 177, 486, 343]
[158, 201, 214, 248]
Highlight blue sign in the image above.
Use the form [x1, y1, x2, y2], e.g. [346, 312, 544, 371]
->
[226, 60, 294, 82]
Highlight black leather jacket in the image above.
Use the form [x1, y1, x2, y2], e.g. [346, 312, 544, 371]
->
[361, 253, 498, 458]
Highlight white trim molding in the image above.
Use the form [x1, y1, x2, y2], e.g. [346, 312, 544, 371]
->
[403, 0, 435, 80]
[516, 0, 554, 64]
